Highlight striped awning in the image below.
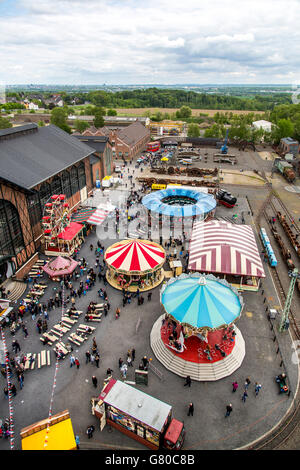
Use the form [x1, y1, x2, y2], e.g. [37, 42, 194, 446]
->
[188, 220, 265, 278]
[87, 208, 110, 225]
[71, 207, 96, 223]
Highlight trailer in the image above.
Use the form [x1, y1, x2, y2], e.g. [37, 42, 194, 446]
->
[93, 379, 185, 450]
[213, 154, 237, 165]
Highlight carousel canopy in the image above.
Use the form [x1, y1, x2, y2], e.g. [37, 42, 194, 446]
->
[161, 273, 243, 330]
[42, 255, 78, 277]
[142, 187, 216, 217]
[105, 239, 165, 273]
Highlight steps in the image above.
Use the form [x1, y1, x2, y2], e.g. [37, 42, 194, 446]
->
[150, 315, 246, 381]
[2, 280, 27, 302]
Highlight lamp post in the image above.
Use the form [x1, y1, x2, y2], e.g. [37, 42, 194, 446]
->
[279, 268, 300, 331]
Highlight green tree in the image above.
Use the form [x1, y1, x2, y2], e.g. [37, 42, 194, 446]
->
[188, 123, 200, 137]
[93, 109, 105, 128]
[107, 109, 117, 116]
[0, 116, 12, 129]
[50, 107, 71, 133]
[271, 119, 294, 144]
[38, 120, 45, 127]
[176, 105, 192, 119]
[74, 119, 90, 133]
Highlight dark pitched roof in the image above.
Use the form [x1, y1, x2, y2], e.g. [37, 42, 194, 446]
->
[74, 135, 110, 154]
[117, 121, 150, 147]
[0, 124, 95, 190]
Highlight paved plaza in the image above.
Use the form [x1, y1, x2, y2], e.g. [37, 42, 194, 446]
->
[0, 160, 299, 451]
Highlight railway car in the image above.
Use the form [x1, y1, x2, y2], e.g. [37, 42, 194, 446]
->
[260, 228, 278, 267]
[216, 189, 237, 208]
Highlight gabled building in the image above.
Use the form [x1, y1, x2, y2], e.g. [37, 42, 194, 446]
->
[73, 134, 113, 184]
[0, 123, 94, 280]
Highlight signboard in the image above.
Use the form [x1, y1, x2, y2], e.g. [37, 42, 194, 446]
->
[135, 370, 148, 385]
[100, 410, 106, 431]
[152, 184, 166, 190]
[80, 186, 87, 202]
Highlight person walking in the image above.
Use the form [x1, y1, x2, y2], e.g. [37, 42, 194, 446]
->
[244, 377, 251, 390]
[232, 381, 239, 393]
[106, 368, 113, 376]
[147, 292, 152, 301]
[70, 354, 76, 368]
[225, 404, 233, 417]
[75, 357, 80, 369]
[3, 386, 8, 399]
[242, 390, 248, 403]
[85, 350, 91, 364]
[75, 435, 80, 450]
[11, 384, 17, 397]
[187, 402, 194, 416]
[115, 307, 120, 319]
[255, 382, 262, 396]
[121, 363, 128, 379]
[184, 375, 192, 387]
[118, 358, 123, 369]
[86, 425, 95, 439]
[95, 354, 100, 368]
[131, 348, 136, 362]
[92, 376, 98, 388]
[127, 355, 133, 367]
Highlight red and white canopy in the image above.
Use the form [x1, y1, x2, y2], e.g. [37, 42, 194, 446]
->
[87, 208, 110, 225]
[105, 239, 165, 273]
[188, 220, 265, 278]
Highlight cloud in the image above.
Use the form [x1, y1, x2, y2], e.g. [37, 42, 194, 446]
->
[0, 0, 299, 84]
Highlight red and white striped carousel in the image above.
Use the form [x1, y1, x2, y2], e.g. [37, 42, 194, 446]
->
[104, 239, 166, 292]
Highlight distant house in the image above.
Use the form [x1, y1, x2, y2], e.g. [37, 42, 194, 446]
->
[279, 137, 299, 158]
[28, 102, 39, 111]
[44, 94, 64, 108]
[252, 120, 272, 133]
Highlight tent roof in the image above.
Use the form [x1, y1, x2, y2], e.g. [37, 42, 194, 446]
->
[188, 220, 265, 278]
[161, 273, 243, 330]
[105, 239, 165, 273]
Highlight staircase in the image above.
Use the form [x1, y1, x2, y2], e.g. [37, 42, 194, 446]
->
[150, 315, 246, 381]
[1, 279, 27, 302]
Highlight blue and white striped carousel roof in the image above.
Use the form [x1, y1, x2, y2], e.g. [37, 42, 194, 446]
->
[142, 187, 216, 217]
[160, 273, 243, 330]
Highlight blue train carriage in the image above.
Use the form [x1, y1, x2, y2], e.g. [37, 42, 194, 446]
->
[260, 228, 277, 267]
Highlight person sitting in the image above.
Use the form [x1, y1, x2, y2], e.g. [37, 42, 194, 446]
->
[215, 343, 220, 351]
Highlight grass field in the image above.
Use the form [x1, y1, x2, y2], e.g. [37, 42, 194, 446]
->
[115, 108, 256, 117]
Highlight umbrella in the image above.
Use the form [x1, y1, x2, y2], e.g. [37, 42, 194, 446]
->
[161, 157, 169, 162]
[161, 274, 242, 330]
[42, 256, 78, 278]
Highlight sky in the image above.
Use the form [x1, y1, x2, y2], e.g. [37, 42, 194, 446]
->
[1, 0, 300, 85]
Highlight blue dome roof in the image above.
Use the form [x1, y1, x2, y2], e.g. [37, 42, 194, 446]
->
[161, 274, 243, 330]
[142, 187, 216, 217]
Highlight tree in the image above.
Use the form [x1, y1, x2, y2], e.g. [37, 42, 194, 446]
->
[50, 107, 71, 133]
[74, 119, 90, 133]
[176, 105, 192, 119]
[93, 109, 105, 128]
[271, 119, 294, 144]
[107, 109, 117, 116]
[188, 123, 200, 138]
[0, 116, 12, 129]
[38, 120, 45, 127]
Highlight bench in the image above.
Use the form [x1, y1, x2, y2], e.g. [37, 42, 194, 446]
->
[31, 353, 36, 369]
[24, 353, 32, 370]
[41, 350, 46, 367]
[61, 316, 77, 325]
[52, 324, 70, 334]
[54, 342, 69, 356]
[47, 350, 51, 366]
[69, 332, 85, 343]
[78, 324, 95, 333]
[68, 336, 81, 346]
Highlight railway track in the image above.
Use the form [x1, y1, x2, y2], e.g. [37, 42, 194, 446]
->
[249, 189, 300, 450]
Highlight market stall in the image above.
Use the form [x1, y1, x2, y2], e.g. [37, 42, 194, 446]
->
[42, 255, 78, 281]
[104, 239, 166, 292]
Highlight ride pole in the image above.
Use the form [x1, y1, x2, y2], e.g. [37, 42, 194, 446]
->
[279, 268, 299, 332]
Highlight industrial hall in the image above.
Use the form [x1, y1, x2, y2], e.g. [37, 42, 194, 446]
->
[0, 123, 99, 282]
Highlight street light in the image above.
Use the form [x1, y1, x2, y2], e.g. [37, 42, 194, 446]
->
[279, 268, 300, 331]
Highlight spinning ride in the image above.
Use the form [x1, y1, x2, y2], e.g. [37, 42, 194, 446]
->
[42, 194, 84, 256]
[150, 273, 246, 381]
[105, 239, 166, 292]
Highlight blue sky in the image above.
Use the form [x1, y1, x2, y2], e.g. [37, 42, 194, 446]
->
[0, 0, 300, 85]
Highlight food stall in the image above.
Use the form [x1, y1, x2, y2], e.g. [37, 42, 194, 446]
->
[93, 379, 185, 450]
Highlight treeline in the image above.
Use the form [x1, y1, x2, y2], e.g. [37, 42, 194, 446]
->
[7, 88, 292, 112]
[84, 89, 291, 111]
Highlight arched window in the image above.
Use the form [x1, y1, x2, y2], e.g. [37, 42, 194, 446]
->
[51, 176, 62, 196]
[70, 165, 79, 195]
[39, 182, 51, 210]
[0, 200, 25, 256]
[78, 162, 86, 190]
[61, 170, 72, 199]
